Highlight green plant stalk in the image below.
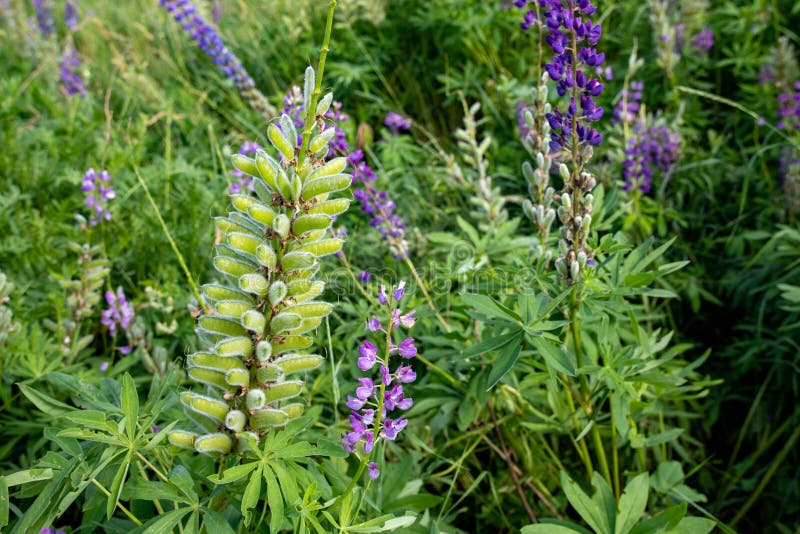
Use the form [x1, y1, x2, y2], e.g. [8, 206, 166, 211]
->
[401, 255, 451, 332]
[610, 395, 620, 500]
[298, 0, 337, 167]
[91, 479, 143, 526]
[133, 165, 206, 313]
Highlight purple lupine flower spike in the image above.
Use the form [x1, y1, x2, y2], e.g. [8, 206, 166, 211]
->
[32, 0, 54, 36]
[342, 281, 417, 479]
[612, 81, 643, 126]
[64, 0, 79, 30]
[101, 287, 134, 337]
[691, 28, 714, 54]
[81, 168, 115, 225]
[60, 46, 87, 98]
[622, 120, 680, 194]
[384, 112, 412, 133]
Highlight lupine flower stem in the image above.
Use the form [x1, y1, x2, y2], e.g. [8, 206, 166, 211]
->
[298, 0, 337, 167]
[401, 256, 451, 333]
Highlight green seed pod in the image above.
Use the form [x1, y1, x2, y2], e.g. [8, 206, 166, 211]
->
[225, 368, 250, 388]
[301, 174, 351, 201]
[255, 340, 272, 362]
[274, 165, 293, 199]
[168, 430, 198, 450]
[308, 198, 351, 217]
[250, 408, 289, 430]
[292, 214, 332, 235]
[241, 309, 266, 333]
[293, 280, 325, 303]
[215, 243, 251, 262]
[215, 215, 260, 236]
[215, 300, 255, 319]
[229, 211, 265, 233]
[248, 202, 276, 226]
[189, 352, 246, 371]
[268, 281, 288, 307]
[252, 178, 273, 204]
[281, 251, 316, 271]
[272, 335, 313, 354]
[182, 392, 229, 423]
[273, 214, 290, 238]
[202, 284, 255, 305]
[315, 92, 333, 117]
[197, 315, 246, 337]
[309, 157, 347, 180]
[289, 317, 323, 336]
[274, 353, 324, 375]
[255, 244, 277, 271]
[283, 301, 333, 319]
[303, 67, 315, 111]
[256, 150, 279, 191]
[263, 380, 303, 403]
[194, 327, 224, 347]
[195, 433, 232, 455]
[286, 279, 312, 296]
[187, 367, 231, 391]
[215, 336, 253, 358]
[227, 232, 262, 256]
[225, 410, 247, 432]
[246, 388, 266, 410]
[268, 123, 294, 161]
[294, 238, 344, 257]
[231, 194, 257, 213]
[214, 256, 257, 278]
[308, 127, 336, 154]
[282, 403, 305, 420]
[238, 273, 269, 297]
[231, 154, 259, 178]
[290, 172, 303, 202]
[279, 114, 298, 152]
[285, 262, 320, 282]
[270, 312, 302, 333]
[237, 432, 259, 452]
[256, 364, 283, 384]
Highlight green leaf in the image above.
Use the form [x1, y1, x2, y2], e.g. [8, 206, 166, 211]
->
[18, 384, 73, 416]
[456, 216, 481, 246]
[107, 451, 131, 520]
[3, 468, 54, 487]
[461, 293, 521, 323]
[202, 508, 237, 534]
[208, 461, 259, 485]
[121, 373, 139, 439]
[530, 336, 576, 376]
[486, 335, 523, 389]
[615, 473, 649, 534]
[121, 478, 187, 504]
[522, 525, 587, 534]
[64, 410, 116, 433]
[670, 517, 715, 533]
[628, 503, 686, 534]
[240, 465, 263, 526]
[462, 330, 522, 358]
[0, 475, 8, 530]
[560, 472, 612, 534]
[141, 506, 191, 534]
[263, 464, 285, 533]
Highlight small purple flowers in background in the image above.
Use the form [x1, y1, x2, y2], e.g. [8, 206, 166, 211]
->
[64, 0, 79, 30]
[32, 0, 54, 37]
[342, 281, 417, 479]
[59, 46, 86, 98]
[622, 120, 680, 193]
[777, 82, 800, 132]
[39, 528, 65, 534]
[384, 111, 412, 134]
[81, 168, 115, 225]
[691, 28, 714, 55]
[229, 140, 261, 193]
[612, 81, 643, 126]
[101, 287, 134, 339]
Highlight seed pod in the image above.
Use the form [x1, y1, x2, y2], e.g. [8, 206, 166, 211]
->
[289, 317, 323, 335]
[215, 336, 253, 358]
[282, 403, 305, 420]
[309, 127, 335, 154]
[274, 353, 324, 375]
[255, 244, 277, 271]
[268, 123, 294, 161]
[225, 410, 247, 432]
[195, 433, 232, 455]
[252, 178, 273, 204]
[293, 280, 325, 303]
[274, 165, 293, 199]
[315, 92, 333, 117]
[307, 198, 351, 217]
[237, 432, 259, 452]
[255, 340, 272, 362]
[264, 380, 303, 403]
[247, 202, 277, 226]
[225, 368, 250, 388]
[283, 301, 333, 318]
[197, 316, 246, 337]
[214, 256, 257, 278]
[281, 251, 316, 271]
[273, 214, 290, 238]
[238, 273, 269, 296]
[246, 389, 266, 410]
[256, 364, 283, 384]
[270, 312, 302, 333]
[231, 154, 259, 178]
[215, 243, 251, 262]
[308, 157, 347, 181]
[290, 172, 303, 202]
[292, 214, 332, 235]
[168, 430, 198, 450]
[256, 150, 279, 191]
[189, 352, 247, 371]
[268, 281, 288, 307]
[250, 408, 289, 430]
[286, 279, 312, 296]
[279, 114, 298, 152]
[202, 284, 255, 305]
[182, 392, 229, 423]
[215, 300, 254, 319]
[294, 238, 343, 257]
[241, 309, 266, 333]
[187, 367, 231, 391]
[301, 174, 351, 201]
[215, 214, 262, 236]
[272, 335, 313, 354]
[231, 194, 257, 213]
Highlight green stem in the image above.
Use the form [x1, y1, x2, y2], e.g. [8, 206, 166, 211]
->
[610, 394, 620, 501]
[402, 255, 451, 332]
[91, 479, 143, 526]
[298, 0, 337, 167]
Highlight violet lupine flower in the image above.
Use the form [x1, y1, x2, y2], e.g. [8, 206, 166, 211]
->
[64, 0, 79, 30]
[691, 27, 713, 54]
[777, 82, 800, 132]
[540, 0, 606, 152]
[39, 528, 65, 534]
[384, 112, 412, 134]
[101, 287, 134, 337]
[230, 140, 262, 193]
[342, 282, 417, 478]
[59, 46, 86, 98]
[621, 120, 680, 193]
[32, 0, 54, 36]
[612, 81, 643, 125]
[81, 168, 115, 225]
[359, 270, 371, 283]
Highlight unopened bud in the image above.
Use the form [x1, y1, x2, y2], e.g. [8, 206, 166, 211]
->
[555, 258, 567, 276]
[246, 389, 266, 411]
[225, 410, 247, 432]
[570, 260, 580, 281]
[536, 152, 545, 169]
[577, 251, 587, 267]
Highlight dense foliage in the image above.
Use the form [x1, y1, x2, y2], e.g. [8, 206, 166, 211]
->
[0, 0, 798, 532]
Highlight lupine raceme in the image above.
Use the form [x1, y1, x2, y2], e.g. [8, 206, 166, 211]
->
[168, 68, 353, 456]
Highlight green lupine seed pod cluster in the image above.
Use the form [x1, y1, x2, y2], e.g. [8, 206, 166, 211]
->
[169, 68, 351, 456]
